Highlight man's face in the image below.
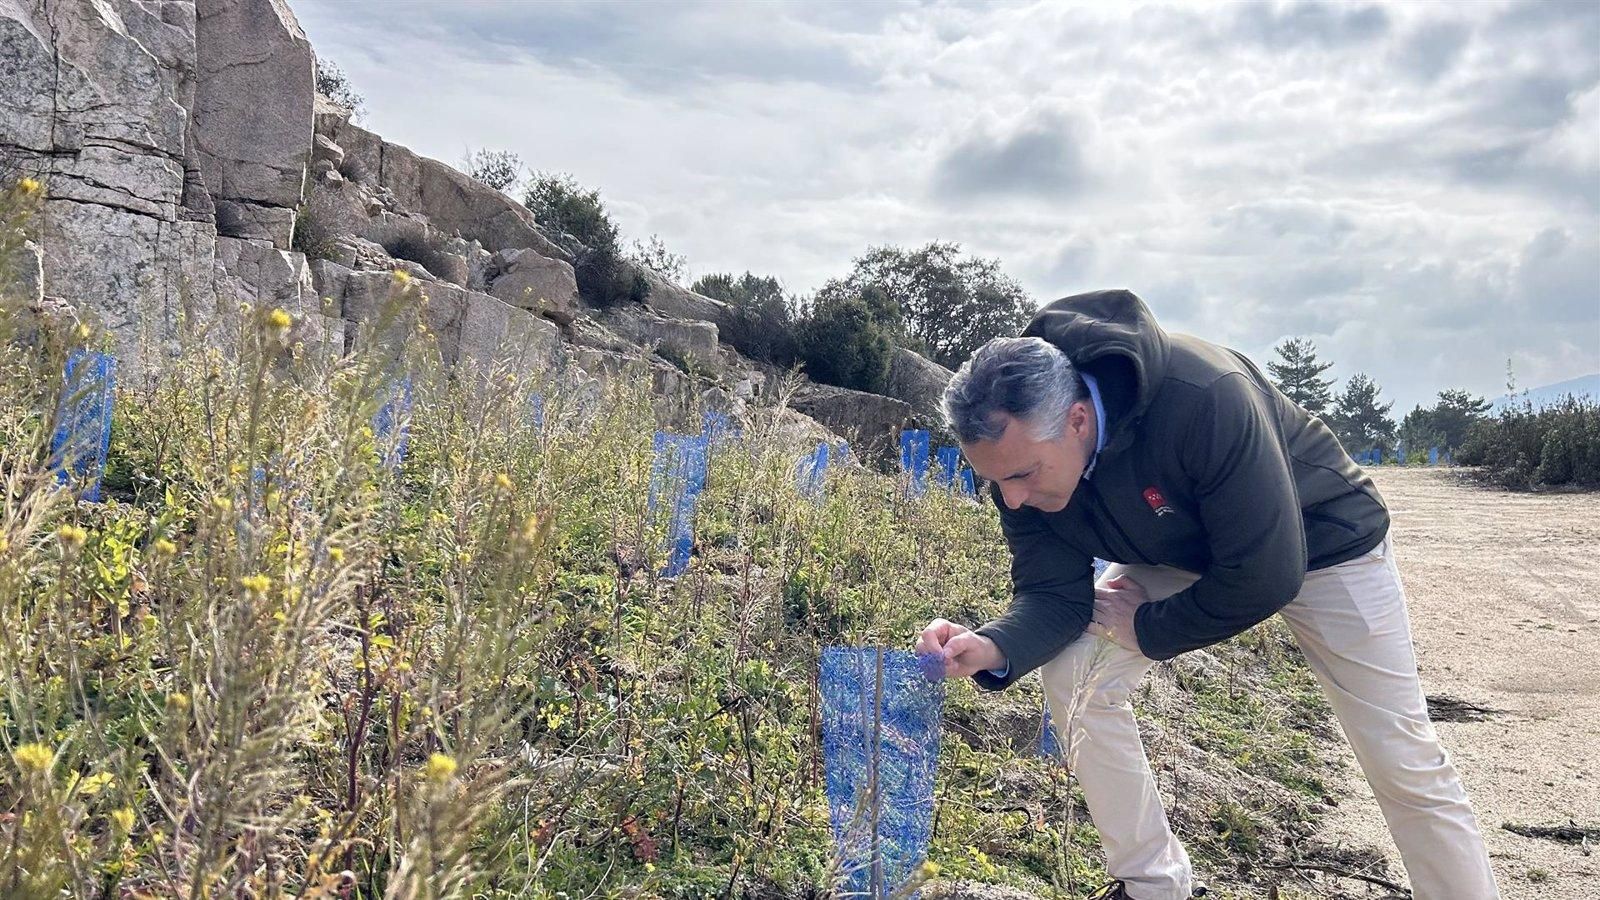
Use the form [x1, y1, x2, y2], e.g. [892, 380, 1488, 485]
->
[961, 405, 1095, 513]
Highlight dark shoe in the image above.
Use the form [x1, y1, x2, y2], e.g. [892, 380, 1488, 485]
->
[1085, 881, 1207, 899]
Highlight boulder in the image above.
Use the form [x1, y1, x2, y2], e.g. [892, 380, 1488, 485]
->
[597, 306, 721, 375]
[457, 292, 561, 378]
[639, 267, 730, 328]
[214, 236, 339, 355]
[789, 383, 912, 464]
[884, 346, 955, 433]
[194, 0, 314, 247]
[487, 248, 580, 324]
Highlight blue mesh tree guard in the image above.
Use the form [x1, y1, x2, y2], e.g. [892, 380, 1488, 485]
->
[899, 430, 930, 497]
[701, 410, 739, 446]
[821, 647, 943, 898]
[1428, 446, 1439, 465]
[373, 377, 413, 471]
[649, 432, 708, 576]
[530, 391, 545, 431]
[797, 442, 830, 498]
[835, 441, 853, 467]
[1392, 441, 1405, 465]
[1039, 701, 1062, 758]
[934, 446, 959, 490]
[49, 350, 116, 502]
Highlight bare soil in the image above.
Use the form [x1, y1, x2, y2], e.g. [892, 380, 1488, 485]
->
[1313, 467, 1600, 899]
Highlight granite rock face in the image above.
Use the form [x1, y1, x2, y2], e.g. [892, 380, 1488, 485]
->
[1, 0, 907, 455]
[193, 0, 313, 247]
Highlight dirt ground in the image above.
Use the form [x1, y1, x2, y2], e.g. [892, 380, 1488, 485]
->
[1312, 467, 1600, 899]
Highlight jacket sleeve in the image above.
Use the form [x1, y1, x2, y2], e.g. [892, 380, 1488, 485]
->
[1132, 373, 1308, 660]
[972, 486, 1095, 691]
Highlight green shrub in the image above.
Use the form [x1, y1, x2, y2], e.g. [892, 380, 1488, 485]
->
[1457, 395, 1600, 488]
[691, 271, 797, 365]
[522, 171, 620, 252]
[573, 243, 648, 309]
[794, 293, 893, 393]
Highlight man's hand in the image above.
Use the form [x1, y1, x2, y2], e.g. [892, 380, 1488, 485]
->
[1088, 573, 1151, 655]
[915, 618, 1005, 679]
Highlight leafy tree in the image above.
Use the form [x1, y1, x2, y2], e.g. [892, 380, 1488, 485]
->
[1267, 337, 1335, 417]
[314, 59, 365, 122]
[1327, 373, 1396, 455]
[522, 172, 620, 251]
[815, 242, 1035, 369]
[794, 294, 893, 393]
[1397, 389, 1492, 456]
[692, 271, 796, 364]
[463, 148, 523, 193]
[627, 234, 688, 285]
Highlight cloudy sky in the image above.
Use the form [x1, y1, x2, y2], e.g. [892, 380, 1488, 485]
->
[295, 0, 1599, 413]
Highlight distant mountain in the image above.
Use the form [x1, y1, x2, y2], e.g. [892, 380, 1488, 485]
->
[1492, 373, 1600, 412]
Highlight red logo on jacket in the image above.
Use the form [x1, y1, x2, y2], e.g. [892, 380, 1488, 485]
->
[1143, 486, 1175, 517]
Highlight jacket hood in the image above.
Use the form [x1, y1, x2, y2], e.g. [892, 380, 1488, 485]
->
[1021, 288, 1171, 455]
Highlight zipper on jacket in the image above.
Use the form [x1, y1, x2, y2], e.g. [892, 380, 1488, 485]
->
[1080, 479, 1156, 565]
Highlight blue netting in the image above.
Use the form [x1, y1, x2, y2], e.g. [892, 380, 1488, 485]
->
[701, 410, 739, 446]
[821, 647, 942, 898]
[959, 469, 975, 496]
[530, 391, 545, 431]
[1428, 446, 1439, 465]
[934, 446, 960, 490]
[797, 442, 830, 498]
[1392, 441, 1405, 465]
[373, 377, 413, 471]
[49, 350, 116, 502]
[835, 441, 853, 466]
[649, 432, 708, 576]
[1039, 701, 1062, 758]
[899, 430, 930, 497]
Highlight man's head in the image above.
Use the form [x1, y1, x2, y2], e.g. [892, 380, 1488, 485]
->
[941, 337, 1096, 513]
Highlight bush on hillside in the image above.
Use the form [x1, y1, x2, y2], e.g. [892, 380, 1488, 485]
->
[521, 171, 619, 252]
[794, 290, 894, 393]
[691, 271, 797, 365]
[573, 243, 648, 309]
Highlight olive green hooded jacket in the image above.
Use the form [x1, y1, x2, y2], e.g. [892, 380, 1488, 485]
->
[972, 289, 1388, 690]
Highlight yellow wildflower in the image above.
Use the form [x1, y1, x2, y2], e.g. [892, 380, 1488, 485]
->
[154, 538, 177, 556]
[239, 574, 271, 596]
[57, 524, 88, 548]
[74, 322, 91, 341]
[111, 807, 135, 832]
[494, 472, 513, 490]
[267, 308, 293, 330]
[327, 546, 345, 564]
[424, 752, 457, 783]
[915, 860, 940, 880]
[12, 742, 53, 772]
[69, 771, 115, 796]
[167, 692, 190, 712]
[0, 535, 9, 554]
[392, 269, 412, 286]
[17, 176, 41, 195]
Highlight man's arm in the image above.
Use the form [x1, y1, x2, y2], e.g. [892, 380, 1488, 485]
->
[972, 486, 1096, 691]
[1132, 373, 1307, 660]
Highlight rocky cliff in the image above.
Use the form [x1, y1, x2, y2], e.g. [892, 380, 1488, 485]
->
[0, 0, 953, 459]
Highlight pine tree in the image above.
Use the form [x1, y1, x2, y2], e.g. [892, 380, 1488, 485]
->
[1267, 337, 1336, 417]
[1327, 372, 1396, 455]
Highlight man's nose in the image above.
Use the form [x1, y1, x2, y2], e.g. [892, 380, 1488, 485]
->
[1000, 484, 1026, 510]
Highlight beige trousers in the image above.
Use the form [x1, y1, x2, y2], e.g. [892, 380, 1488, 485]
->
[1041, 535, 1500, 900]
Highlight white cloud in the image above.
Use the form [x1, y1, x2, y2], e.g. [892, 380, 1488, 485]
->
[293, 0, 1599, 413]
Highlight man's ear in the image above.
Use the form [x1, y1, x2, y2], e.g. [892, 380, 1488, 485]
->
[1065, 400, 1091, 439]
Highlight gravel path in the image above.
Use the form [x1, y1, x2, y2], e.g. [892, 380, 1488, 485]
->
[1314, 467, 1600, 899]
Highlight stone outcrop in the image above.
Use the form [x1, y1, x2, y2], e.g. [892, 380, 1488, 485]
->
[884, 346, 955, 434]
[1, 0, 949, 458]
[789, 383, 913, 462]
[193, 0, 313, 248]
